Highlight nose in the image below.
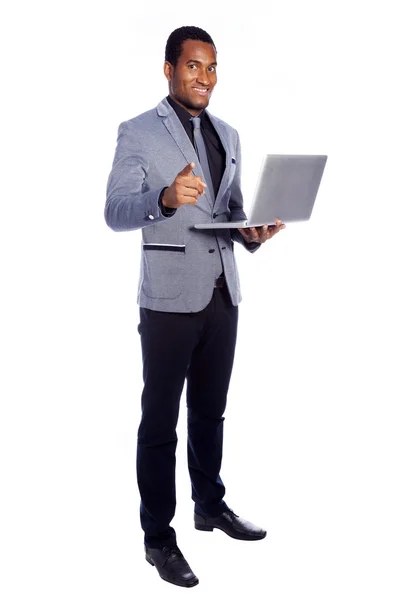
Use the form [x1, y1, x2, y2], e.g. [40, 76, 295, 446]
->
[196, 68, 210, 86]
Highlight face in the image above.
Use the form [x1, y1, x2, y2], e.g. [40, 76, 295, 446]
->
[164, 39, 217, 116]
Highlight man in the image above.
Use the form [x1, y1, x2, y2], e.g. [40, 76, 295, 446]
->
[105, 26, 285, 588]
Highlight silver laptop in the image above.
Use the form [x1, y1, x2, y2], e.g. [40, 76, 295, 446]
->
[194, 154, 328, 229]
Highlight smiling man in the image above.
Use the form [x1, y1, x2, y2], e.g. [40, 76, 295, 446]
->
[105, 26, 285, 588]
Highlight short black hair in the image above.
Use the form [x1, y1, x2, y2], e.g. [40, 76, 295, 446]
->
[165, 26, 216, 66]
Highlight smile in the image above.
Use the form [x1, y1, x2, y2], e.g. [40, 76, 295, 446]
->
[193, 88, 209, 95]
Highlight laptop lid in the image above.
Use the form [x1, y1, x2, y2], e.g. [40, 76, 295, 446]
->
[247, 154, 328, 225]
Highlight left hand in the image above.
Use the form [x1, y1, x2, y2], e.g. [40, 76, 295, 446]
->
[238, 219, 286, 244]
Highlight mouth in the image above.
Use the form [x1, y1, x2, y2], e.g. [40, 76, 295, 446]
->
[192, 87, 209, 97]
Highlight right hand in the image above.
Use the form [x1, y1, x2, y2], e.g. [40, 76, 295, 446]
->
[162, 163, 207, 209]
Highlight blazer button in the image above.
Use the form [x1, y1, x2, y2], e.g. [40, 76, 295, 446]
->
[208, 249, 215, 253]
[213, 213, 217, 219]
[148, 215, 154, 220]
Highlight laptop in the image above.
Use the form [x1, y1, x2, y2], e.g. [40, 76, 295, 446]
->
[194, 154, 328, 229]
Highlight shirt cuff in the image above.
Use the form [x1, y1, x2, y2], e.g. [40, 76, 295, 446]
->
[159, 188, 177, 217]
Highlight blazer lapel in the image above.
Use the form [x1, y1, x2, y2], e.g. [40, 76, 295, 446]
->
[157, 99, 213, 211]
[206, 112, 232, 214]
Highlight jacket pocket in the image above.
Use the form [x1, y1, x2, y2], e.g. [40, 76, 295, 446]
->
[143, 243, 185, 253]
[142, 244, 185, 299]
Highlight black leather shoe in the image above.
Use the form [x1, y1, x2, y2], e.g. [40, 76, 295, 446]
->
[145, 544, 199, 587]
[194, 508, 267, 541]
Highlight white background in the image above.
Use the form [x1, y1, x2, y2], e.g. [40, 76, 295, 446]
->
[1, 0, 400, 598]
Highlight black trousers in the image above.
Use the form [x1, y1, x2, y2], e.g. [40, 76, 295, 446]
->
[136, 284, 238, 548]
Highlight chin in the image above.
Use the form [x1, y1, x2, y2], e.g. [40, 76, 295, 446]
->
[192, 97, 209, 109]
[176, 94, 209, 112]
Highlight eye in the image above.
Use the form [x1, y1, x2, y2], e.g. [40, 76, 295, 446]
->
[188, 64, 197, 70]
[208, 66, 216, 72]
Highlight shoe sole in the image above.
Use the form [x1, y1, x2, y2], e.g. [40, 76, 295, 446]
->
[195, 523, 267, 541]
[145, 556, 199, 587]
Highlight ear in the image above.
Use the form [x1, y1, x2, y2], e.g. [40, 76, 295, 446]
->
[164, 61, 173, 82]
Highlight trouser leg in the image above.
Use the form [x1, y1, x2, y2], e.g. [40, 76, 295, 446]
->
[186, 286, 239, 517]
[136, 307, 201, 548]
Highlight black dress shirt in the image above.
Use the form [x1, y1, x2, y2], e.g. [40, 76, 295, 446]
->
[166, 95, 226, 198]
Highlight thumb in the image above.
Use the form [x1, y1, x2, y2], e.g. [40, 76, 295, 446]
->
[178, 162, 195, 176]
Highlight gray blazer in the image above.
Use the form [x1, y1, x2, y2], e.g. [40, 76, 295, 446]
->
[105, 97, 259, 313]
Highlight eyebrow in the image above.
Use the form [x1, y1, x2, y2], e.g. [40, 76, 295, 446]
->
[185, 59, 217, 66]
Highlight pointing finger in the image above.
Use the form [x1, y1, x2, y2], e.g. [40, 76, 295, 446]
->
[179, 162, 195, 176]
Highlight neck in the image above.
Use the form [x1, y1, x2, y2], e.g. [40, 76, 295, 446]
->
[168, 94, 203, 117]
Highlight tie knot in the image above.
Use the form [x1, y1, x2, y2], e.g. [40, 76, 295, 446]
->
[191, 117, 201, 130]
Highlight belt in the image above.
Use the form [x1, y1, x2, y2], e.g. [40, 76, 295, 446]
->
[214, 274, 225, 288]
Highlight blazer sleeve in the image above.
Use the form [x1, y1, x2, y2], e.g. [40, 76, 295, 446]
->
[105, 120, 174, 232]
[229, 131, 261, 253]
